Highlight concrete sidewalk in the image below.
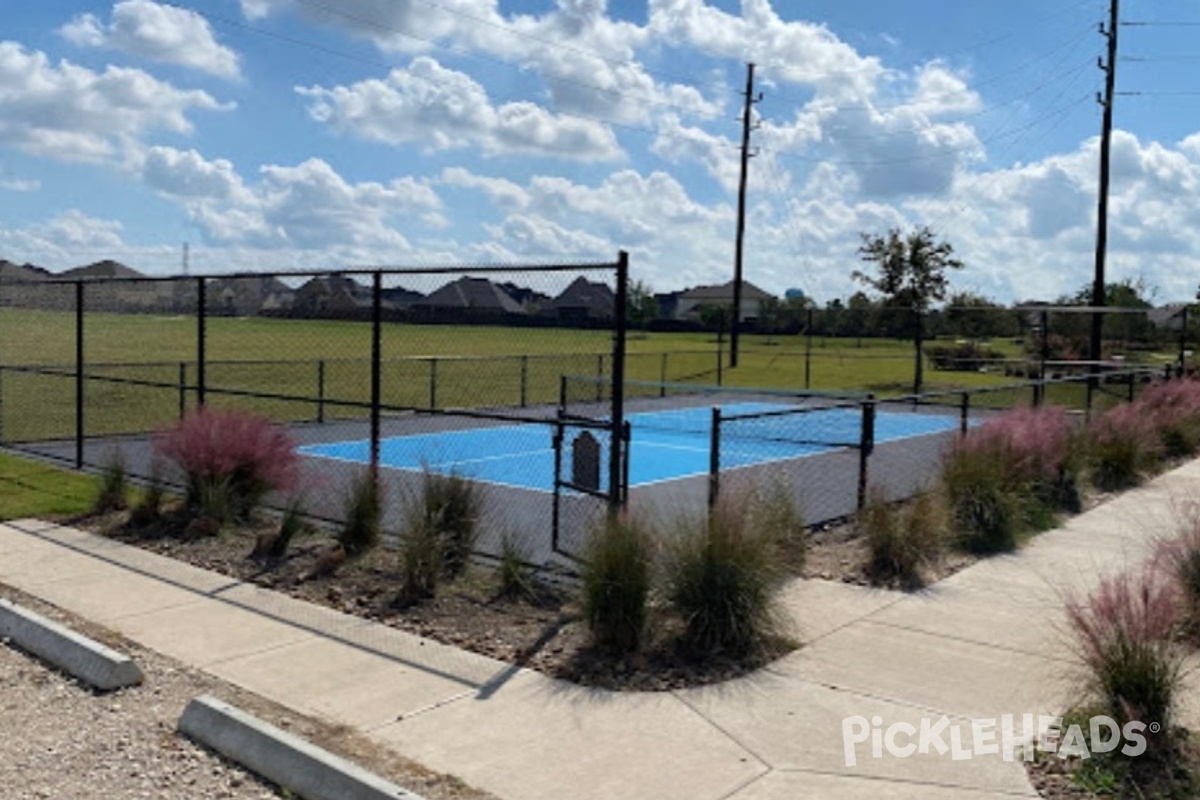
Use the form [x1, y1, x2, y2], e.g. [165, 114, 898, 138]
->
[3, 460, 1200, 800]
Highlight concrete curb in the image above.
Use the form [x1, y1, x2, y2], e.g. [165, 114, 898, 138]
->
[179, 695, 422, 800]
[0, 598, 143, 690]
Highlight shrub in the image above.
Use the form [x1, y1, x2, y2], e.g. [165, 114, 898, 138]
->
[156, 407, 298, 520]
[339, 470, 382, 556]
[581, 512, 653, 655]
[1086, 402, 1161, 492]
[860, 490, 944, 588]
[925, 342, 1003, 372]
[416, 469, 482, 579]
[664, 494, 786, 657]
[93, 452, 129, 514]
[1065, 567, 1184, 757]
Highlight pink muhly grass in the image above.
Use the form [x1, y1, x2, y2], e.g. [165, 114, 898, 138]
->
[957, 405, 1075, 483]
[1065, 567, 1184, 738]
[156, 407, 299, 517]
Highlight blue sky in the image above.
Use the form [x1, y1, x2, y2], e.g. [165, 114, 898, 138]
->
[1, 0, 1198, 304]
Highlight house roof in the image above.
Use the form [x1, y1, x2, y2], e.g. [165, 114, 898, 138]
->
[420, 278, 525, 313]
[554, 276, 614, 311]
[60, 260, 143, 280]
[0, 260, 48, 282]
[679, 280, 774, 303]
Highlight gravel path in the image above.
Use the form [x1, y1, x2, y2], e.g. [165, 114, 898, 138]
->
[0, 584, 497, 800]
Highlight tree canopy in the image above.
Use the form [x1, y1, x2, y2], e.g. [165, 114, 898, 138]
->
[852, 226, 962, 313]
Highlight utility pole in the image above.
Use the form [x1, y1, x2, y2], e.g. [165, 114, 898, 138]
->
[730, 62, 761, 369]
[1091, 0, 1119, 371]
[182, 241, 190, 276]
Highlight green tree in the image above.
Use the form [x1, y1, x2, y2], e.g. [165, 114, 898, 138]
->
[626, 279, 658, 330]
[854, 227, 963, 393]
[944, 291, 1020, 340]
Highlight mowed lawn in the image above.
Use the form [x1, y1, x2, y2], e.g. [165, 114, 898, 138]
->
[0, 307, 1037, 443]
[0, 453, 97, 519]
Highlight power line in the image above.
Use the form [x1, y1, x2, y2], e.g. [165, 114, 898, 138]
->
[759, 17, 1097, 113]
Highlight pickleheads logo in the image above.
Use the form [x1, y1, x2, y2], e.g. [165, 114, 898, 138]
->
[841, 714, 1154, 767]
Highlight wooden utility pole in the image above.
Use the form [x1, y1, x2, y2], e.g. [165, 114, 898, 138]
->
[730, 62, 761, 369]
[1091, 0, 1119, 369]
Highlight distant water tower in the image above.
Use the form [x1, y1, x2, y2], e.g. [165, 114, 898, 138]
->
[784, 288, 806, 302]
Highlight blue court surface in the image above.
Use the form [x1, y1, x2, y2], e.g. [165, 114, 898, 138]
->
[299, 403, 963, 493]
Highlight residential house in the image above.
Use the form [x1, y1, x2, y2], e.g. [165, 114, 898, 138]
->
[292, 275, 387, 319]
[206, 276, 295, 317]
[551, 276, 614, 324]
[1148, 303, 1189, 332]
[412, 277, 526, 323]
[675, 280, 775, 324]
[498, 281, 551, 313]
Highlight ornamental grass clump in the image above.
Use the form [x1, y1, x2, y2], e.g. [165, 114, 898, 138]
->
[942, 405, 1079, 553]
[1137, 379, 1200, 458]
[1157, 511, 1200, 640]
[340, 469, 382, 557]
[1065, 567, 1185, 759]
[581, 512, 654, 655]
[93, 452, 130, 514]
[417, 468, 482, 579]
[860, 489, 945, 589]
[664, 493, 787, 657]
[1086, 402, 1161, 492]
[156, 407, 299, 522]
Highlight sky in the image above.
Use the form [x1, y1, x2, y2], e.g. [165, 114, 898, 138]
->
[1, 0, 1199, 304]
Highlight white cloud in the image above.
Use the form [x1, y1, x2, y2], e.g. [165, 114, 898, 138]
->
[62, 1, 240, 79]
[33, 209, 125, 249]
[246, 0, 721, 126]
[298, 57, 622, 161]
[648, 0, 886, 99]
[438, 167, 530, 211]
[0, 177, 39, 192]
[136, 149, 444, 251]
[0, 42, 226, 162]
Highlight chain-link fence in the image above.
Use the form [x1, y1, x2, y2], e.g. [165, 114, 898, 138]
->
[0, 257, 632, 567]
[0, 268, 1186, 565]
[563, 363, 1167, 531]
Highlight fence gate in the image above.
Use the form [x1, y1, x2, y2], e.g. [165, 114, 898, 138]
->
[550, 407, 629, 561]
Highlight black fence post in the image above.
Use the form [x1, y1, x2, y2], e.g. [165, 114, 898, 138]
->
[708, 406, 721, 510]
[519, 355, 528, 408]
[551, 411, 564, 554]
[595, 354, 604, 402]
[370, 271, 382, 472]
[960, 390, 970, 436]
[429, 357, 438, 411]
[857, 395, 876, 512]
[608, 251, 628, 513]
[316, 359, 326, 423]
[659, 352, 668, 396]
[1127, 369, 1135, 403]
[196, 277, 206, 407]
[178, 362, 187, 420]
[74, 281, 84, 470]
[1180, 307, 1189, 376]
[805, 307, 813, 390]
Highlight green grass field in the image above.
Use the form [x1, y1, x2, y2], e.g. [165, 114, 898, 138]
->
[0, 453, 97, 519]
[0, 307, 1158, 444]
